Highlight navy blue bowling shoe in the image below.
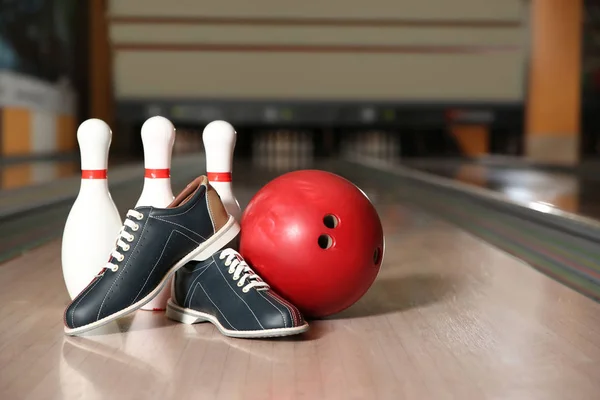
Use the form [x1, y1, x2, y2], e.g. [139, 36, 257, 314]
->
[64, 176, 240, 336]
[167, 248, 309, 338]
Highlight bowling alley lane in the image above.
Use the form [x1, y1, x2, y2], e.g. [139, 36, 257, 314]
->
[0, 153, 139, 191]
[0, 158, 78, 191]
[2, 160, 600, 399]
[403, 158, 600, 220]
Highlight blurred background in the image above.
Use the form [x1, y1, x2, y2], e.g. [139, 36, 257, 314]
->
[7, 4, 600, 396]
[0, 0, 596, 215]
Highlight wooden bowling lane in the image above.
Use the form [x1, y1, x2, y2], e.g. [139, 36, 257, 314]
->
[402, 158, 600, 220]
[3, 164, 600, 399]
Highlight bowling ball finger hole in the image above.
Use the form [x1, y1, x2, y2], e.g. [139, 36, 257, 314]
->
[318, 234, 334, 250]
[323, 214, 339, 229]
[373, 247, 383, 265]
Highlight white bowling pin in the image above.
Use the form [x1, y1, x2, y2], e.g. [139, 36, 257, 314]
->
[136, 116, 176, 208]
[202, 120, 242, 221]
[61, 119, 123, 300]
[136, 116, 176, 311]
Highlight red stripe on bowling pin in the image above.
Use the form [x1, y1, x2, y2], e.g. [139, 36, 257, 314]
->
[207, 172, 232, 182]
[203, 121, 241, 221]
[81, 169, 108, 179]
[145, 168, 171, 179]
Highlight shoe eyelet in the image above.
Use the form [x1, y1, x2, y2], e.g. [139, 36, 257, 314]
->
[127, 235, 134, 243]
[132, 224, 139, 231]
[242, 288, 249, 293]
[118, 255, 125, 262]
[123, 244, 130, 251]
[225, 261, 231, 267]
[237, 281, 243, 287]
[136, 214, 144, 220]
[228, 268, 234, 274]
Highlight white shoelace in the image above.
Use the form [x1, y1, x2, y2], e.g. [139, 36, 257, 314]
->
[100, 209, 144, 274]
[220, 248, 270, 293]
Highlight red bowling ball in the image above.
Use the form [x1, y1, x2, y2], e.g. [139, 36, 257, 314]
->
[239, 170, 384, 318]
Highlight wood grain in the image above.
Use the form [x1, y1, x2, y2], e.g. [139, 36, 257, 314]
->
[1, 180, 600, 399]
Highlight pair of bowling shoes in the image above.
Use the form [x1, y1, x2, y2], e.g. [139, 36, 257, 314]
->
[63, 176, 309, 338]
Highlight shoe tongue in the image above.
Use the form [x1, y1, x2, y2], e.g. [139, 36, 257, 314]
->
[131, 207, 150, 217]
[106, 254, 119, 268]
[168, 176, 207, 208]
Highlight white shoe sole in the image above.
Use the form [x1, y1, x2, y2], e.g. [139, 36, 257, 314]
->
[166, 299, 310, 338]
[64, 215, 240, 336]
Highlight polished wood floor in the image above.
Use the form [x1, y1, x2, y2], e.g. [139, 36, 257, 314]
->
[2, 179, 600, 400]
[404, 158, 600, 220]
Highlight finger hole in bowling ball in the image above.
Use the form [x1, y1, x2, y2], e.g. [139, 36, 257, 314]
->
[323, 214, 339, 229]
[318, 234, 333, 249]
[373, 247, 382, 265]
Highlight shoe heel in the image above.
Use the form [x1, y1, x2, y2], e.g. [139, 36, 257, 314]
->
[166, 301, 204, 325]
[191, 215, 240, 261]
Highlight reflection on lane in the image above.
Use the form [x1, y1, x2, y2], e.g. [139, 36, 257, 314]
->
[403, 161, 600, 219]
[0, 153, 142, 191]
[0, 160, 79, 190]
